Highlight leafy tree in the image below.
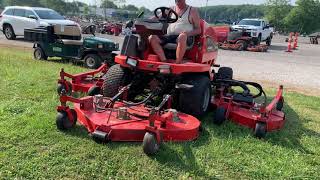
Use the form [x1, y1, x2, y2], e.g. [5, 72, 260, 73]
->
[101, 0, 118, 19]
[284, 0, 320, 34]
[265, 0, 292, 31]
[83, 5, 90, 16]
[121, 4, 138, 12]
[3, 0, 42, 7]
[199, 5, 265, 24]
[101, 0, 118, 9]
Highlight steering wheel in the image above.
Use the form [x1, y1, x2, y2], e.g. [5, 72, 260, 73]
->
[154, 7, 178, 24]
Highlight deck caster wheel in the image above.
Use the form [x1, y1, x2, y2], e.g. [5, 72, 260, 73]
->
[88, 85, 101, 96]
[276, 98, 284, 111]
[56, 110, 77, 131]
[92, 130, 109, 144]
[57, 82, 72, 96]
[254, 122, 267, 138]
[143, 132, 160, 156]
[213, 107, 226, 125]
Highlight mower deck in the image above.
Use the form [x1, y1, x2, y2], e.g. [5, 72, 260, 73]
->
[74, 101, 200, 142]
[212, 79, 285, 138]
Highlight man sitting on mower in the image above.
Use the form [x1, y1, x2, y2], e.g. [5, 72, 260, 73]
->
[148, 0, 201, 64]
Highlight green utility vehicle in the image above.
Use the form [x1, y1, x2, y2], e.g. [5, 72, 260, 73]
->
[25, 25, 119, 69]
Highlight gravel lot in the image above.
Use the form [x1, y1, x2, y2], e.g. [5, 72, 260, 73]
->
[0, 32, 319, 96]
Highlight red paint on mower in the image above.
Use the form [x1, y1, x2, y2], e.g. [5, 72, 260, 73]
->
[57, 64, 109, 94]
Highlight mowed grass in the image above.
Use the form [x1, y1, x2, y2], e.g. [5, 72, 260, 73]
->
[0, 47, 319, 179]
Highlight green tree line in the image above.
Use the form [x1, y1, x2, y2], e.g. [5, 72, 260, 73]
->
[199, 1, 320, 34]
[1, 0, 319, 34]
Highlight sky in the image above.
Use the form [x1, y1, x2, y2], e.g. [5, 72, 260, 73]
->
[80, 0, 296, 10]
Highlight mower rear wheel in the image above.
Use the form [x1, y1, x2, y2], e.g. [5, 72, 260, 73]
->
[103, 64, 129, 97]
[236, 40, 248, 51]
[217, 67, 233, 80]
[84, 54, 102, 69]
[34, 47, 47, 60]
[179, 75, 211, 117]
[88, 85, 101, 96]
[254, 122, 267, 138]
[143, 132, 160, 156]
[213, 107, 226, 125]
[56, 110, 77, 131]
[57, 82, 72, 96]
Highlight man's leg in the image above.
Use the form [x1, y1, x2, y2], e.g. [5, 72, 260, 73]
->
[176, 33, 188, 64]
[148, 35, 166, 62]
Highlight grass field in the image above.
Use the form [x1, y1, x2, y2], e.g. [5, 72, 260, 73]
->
[0, 48, 319, 179]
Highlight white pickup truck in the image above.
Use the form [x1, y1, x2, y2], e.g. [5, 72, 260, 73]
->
[231, 18, 274, 46]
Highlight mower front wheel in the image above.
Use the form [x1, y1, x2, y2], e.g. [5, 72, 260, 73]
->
[142, 132, 160, 156]
[179, 75, 212, 117]
[34, 47, 48, 60]
[84, 54, 102, 69]
[254, 122, 267, 138]
[213, 107, 226, 125]
[103, 64, 130, 97]
[56, 110, 77, 131]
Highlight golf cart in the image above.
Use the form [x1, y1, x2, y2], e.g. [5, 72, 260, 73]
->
[25, 24, 119, 69]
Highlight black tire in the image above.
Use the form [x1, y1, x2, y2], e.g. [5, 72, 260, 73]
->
[3, 25, 16, 40]
[254, 122, 267, 138]
[33, 47, 48, 60]
[84, 54, 102, 69]
[88, 85, 101, 96]
[266, 37, 272, 46]
[213, 107, 226, 125]
[179, 75, 211, 117]
[103, 64, 129, 97]
[217, 67, 233, 80]
[276, 98, 284, 111]
[92, 134, 108, 144]
[254, 35, 261, 45]
[142, 132, 160, 156]
[56, 111, 76, 131]
[57, 82, 72, 96]
[236, 40, 248, 51]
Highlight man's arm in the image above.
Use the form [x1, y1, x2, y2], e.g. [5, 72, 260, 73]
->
[186, 7, 201, 36]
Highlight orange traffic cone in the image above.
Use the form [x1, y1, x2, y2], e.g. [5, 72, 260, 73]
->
[293, 32, 299, 50]
[286, 32, 293, 52]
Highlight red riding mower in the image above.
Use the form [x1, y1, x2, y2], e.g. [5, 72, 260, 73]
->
[218, 28, 269, 52]
[55, 7, 285, 155]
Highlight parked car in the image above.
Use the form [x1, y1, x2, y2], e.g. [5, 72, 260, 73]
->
[0, 6, 80, 40]
[231, 18, 274, 45]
